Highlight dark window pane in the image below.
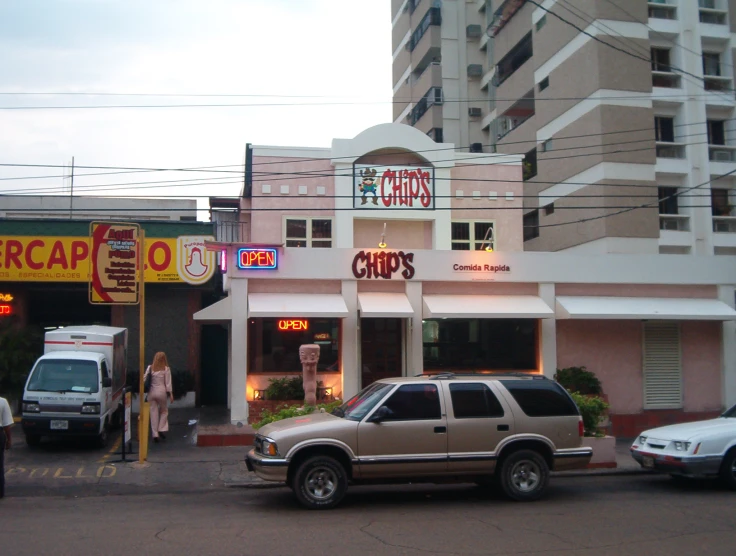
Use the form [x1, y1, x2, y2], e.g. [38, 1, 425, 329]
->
[523, 210, 539, 241]
[450, 383, 504, 418]
[474, 222, 493, 243]
[451, 222, 470, 241]
[286, 219, 307, 239]
[502, 380, 579, 417]
[658, 187, 679, 215]
[312, 219, 332, 239]
[286, 239, 307, 248]
[708, 120, 726, 145]
[312, 240, 332, 248]
[423, 319, 537, 371]
[381, 384, 441, 420]
[655, 117, 675, 142]
[452, 243, 471, 250]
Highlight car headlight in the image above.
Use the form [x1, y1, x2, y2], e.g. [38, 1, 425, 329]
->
[673, 441, 692, 452]
[638, 435, 647, 444]
[81, 403, 101, 414]
[261, 439, 279, 457]
[23, 402, 40, 413]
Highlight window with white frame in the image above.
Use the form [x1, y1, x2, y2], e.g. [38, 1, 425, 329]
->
[284, 218, 333, 248]
[451, 221, 495, 250]
[643, 322, 682, 409]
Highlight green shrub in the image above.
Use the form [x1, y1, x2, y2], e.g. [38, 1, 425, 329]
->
[0, 322, 43, 405]
[264, 376, 325, 401]
[253, 400, 343, 430]
[569, 391, 609, 437]
[555, 366, 603, 396]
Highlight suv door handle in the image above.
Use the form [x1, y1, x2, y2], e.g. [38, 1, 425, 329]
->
[497, 424, 510, 431]
[434, 426, 447, 434]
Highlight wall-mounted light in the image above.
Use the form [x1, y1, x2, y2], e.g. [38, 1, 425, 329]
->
[378, 222, 387, 249]
[317, 386, 333, 400]
[253, 389, 267, 400]
[480, 225, 494, 252]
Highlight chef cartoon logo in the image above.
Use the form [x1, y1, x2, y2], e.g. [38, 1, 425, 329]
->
[176, 236, 216, 285]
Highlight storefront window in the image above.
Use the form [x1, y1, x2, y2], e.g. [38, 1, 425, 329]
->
[422, 319, 537, 371]
[248, 318, 340, 372]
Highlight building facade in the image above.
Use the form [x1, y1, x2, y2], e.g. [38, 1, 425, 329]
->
[197, 123, 736, 438]
[393, 0, 736, 254]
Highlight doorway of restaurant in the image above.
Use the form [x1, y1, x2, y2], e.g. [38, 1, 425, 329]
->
[200, 324, 229, 406]
[360, 318, 403, 387]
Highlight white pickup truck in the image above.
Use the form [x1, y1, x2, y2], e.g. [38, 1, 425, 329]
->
[21, 326, 128, 447]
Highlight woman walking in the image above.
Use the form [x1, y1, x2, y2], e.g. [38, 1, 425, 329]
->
[144, 352, 174, 443]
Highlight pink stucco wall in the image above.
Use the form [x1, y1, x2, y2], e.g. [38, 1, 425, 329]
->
[353, 219, 432, 249]
[247, 156, 336, 245]
[248, 279, 342, 294]
[450, 163, 524, 252]
[557, 320, 723, 415]
[556, 284, 718, 298]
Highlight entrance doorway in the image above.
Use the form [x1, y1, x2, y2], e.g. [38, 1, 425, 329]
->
[200, 324, 229, 406]
[360, 318, 403, 387]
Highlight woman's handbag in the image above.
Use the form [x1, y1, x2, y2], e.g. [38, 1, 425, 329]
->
[143, 367, 152, 394]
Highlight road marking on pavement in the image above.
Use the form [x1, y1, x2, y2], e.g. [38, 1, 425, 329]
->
[5, 465, 117, 479]
[98, 435, 122, 464]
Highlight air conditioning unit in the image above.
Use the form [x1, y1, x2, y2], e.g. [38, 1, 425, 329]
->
[466, 25, 482, 39]
[467, 64, 483, 78]
[470, 143, 484, 153]
[713, 149, 733, 162]
[468, 107, 482, 118]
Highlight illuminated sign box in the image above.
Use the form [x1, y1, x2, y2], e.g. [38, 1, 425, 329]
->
[238, 248, 278, 270]
[0, 304, 11, 316]
[278, 319, 308, 331]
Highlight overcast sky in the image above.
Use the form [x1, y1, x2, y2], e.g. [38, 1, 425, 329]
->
[0, 0, 392, 208]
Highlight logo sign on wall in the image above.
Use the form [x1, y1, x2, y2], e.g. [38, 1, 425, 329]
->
[176, 236, 216, 285]
[352, 250, 416, 280]
[89, 222, 141, 305]
[354, 164, 434, 209]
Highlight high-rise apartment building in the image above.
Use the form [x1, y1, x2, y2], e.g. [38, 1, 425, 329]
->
[392, 0, 736, 255]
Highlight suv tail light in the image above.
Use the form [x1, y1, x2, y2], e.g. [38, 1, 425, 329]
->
[578, 418, 584, 437]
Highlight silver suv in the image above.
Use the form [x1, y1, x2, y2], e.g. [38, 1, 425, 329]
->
[245, 374, 592, 509]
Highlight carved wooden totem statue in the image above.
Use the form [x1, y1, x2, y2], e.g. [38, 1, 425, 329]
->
[299, 344, 320, 406]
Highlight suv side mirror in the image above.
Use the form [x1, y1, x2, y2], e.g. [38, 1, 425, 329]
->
[102, 377, 112, 388]
[367, 406, 392, 424]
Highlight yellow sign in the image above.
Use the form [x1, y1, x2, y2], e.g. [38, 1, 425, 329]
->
[0, 235, 215, 283]
[89, 222, 141, 304]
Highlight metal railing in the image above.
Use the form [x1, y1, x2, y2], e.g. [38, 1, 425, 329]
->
[713, 216, 736, 233]
[659, 214, 690, 231]
[656, 142, 686, 158]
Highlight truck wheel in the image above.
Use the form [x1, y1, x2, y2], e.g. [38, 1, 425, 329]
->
[719, 450, 736, 490]
[498, 449, 549, 502]
[96, 424, 109, 449]
[25, 434, 41, 447]
[292, 455, 347, 510]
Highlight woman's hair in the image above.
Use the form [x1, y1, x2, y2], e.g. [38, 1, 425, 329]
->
[151, 351, 169, 372]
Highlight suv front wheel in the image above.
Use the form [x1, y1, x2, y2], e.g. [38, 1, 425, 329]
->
[292, 455, 347, 510]
[498, 449, 549, 501]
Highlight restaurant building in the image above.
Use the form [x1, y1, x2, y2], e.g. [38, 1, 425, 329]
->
[197, 123, 736, 437]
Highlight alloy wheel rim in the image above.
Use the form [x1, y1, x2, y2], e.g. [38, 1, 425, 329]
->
[305, 466, 338, 501]
[510, 460, 541, 493]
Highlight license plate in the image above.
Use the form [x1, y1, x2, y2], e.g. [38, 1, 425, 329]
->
[642, 456, 654, 469]
[50, 420, 69, 430]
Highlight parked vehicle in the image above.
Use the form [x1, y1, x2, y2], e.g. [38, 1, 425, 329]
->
[21, 326, 128, 447]
[245, 373, 592, 509]
[630, 404, 736, 488]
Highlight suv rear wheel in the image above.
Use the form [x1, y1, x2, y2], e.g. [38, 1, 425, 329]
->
[498, 449, 549, 501]
[292, 455, 347, 510]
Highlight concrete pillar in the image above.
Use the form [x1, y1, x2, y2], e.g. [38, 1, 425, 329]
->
[230, 279, 248, 425]
[341, 280, 360, 399]
[538, 283, 557, 379]
[406, 281, 424, 376]
[719, 286, 736, 408]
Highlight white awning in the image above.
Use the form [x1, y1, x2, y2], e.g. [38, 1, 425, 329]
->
[248, 293, 349, 318]
[422, 295, 554, 319]
[193, 297, 232, 321]
[358, 292, 414, 318]
[556, 296, 736, 321]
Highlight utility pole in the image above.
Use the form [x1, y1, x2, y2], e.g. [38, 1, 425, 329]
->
[69, 156, 75, 219]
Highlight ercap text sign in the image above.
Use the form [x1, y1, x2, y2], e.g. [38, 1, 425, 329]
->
[238, 248, 278, 270]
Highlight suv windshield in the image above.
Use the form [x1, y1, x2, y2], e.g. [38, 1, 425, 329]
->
[333, 382, 393, 421]
[27, 360, 100, 393]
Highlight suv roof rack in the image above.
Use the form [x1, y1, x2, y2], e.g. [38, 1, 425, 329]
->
[423, 372, 549, 381]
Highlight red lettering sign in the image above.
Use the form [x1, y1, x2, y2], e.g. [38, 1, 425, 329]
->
[0, 304, 12, 316]
[352, 251, 415, 280]
[355, 165, 434, 209]
[238, 248, 278, 270]
[278, 320, 308, 331]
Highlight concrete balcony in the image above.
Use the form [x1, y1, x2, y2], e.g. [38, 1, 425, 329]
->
[659, 214, 691, 232]
[412, 62, 442, 99]
[655, 142, 690, 174]
[713, 217, 736, 250]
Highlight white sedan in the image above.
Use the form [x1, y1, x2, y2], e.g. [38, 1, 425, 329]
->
[630, 404, 736, 489]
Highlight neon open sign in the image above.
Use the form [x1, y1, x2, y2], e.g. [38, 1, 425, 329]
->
[237, 248, 278, 270]
[0, 305, 12, 316]
[278, 320, 308, 331]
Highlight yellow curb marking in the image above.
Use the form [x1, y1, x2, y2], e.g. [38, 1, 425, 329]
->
[98, 435, 122, 464]
[5, 465, 117, 479]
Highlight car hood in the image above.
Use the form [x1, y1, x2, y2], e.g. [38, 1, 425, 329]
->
[259, 411, 344, 437]
[643, 418, 735, 440]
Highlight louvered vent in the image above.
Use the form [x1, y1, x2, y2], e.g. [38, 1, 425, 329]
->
[643, 322, 682, 409]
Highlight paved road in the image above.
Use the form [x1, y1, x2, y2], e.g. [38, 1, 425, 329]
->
[3, 474, 735, 556]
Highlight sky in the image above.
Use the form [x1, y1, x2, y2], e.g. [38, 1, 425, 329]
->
[0, 0, 392, 210]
